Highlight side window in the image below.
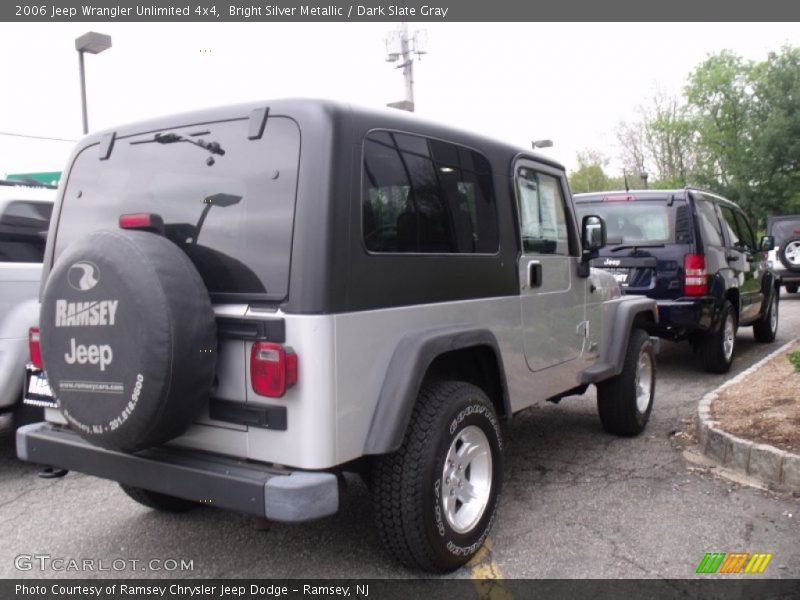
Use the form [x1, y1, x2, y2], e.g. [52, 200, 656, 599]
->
[362, 131, 498, 254]
[0, 200, 52, 263]
[733, 211, 757, 250]
[694, 197, 724, 247]
[516, 168, 570, 256]
[718, 205, 741, 247]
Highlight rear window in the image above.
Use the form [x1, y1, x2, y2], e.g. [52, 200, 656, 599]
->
[56, 117, 300, 300]
[575, 199, 691, 245]
[0, 200, 52, 263]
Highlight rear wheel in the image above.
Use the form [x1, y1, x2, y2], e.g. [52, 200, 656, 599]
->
[371, 381, 502, 573]
[596, 329, 655, 436]
[700, 301, 737, 373]
[119, 484, 196, 513]
[753, 290, 779, 343]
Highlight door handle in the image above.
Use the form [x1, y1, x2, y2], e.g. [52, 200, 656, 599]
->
[528, 261, 542, 288]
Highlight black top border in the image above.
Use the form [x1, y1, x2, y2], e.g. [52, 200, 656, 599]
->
[4, 0, 800, 22]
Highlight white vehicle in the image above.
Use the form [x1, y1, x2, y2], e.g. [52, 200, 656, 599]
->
[0, 182, 54, 427]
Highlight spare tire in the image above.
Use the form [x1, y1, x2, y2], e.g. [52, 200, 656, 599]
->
[40, 229, 217, 452]
[778, 236, 800, 272]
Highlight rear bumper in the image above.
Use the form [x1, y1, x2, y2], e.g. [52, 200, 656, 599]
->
[653, 297, 715, 336]
[16, 422, 339, 523]
[771, 266, 800, 285]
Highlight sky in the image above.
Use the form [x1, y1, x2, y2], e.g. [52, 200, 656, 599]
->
[1, 22, 798, 180]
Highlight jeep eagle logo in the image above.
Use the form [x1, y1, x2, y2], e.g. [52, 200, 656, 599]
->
[67, 262, 100, 291]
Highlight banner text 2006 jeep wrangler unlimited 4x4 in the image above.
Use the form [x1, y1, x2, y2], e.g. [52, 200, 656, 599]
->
[19, 100, 657, 572]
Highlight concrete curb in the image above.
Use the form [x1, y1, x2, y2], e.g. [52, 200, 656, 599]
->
[696, 338, 800, 492]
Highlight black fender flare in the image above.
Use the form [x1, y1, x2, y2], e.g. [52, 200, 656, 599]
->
[758, 269, 779, 315]
[362, 326, 511, 455]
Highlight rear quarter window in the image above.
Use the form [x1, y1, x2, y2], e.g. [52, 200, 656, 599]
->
[362, 130, 499, 254]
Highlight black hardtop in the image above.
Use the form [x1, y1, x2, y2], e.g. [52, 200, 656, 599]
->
[47, 99, 560, 314]
[76, 97, 564, 173]
[767, 214, 800, 229]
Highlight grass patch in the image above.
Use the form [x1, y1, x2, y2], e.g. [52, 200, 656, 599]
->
[789, 351, 800, 373]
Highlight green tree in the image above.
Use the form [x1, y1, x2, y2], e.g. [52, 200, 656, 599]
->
[684, 50, 755, 209]
[568, 150, 611, 193]
[617, 90, 697, 189]
[749, 46, 800, 215]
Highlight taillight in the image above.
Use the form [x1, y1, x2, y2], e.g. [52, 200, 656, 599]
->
[119, 213, 165, 234]
[250, 342, 298, 398]
[684, 253, 708, 296]
[29, 327, 43, 369]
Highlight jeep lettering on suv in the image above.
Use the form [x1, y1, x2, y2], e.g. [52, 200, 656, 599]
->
[18, 100, 658, 572]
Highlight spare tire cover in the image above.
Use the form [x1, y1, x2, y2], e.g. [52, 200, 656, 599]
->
[40, 229, 217, 452]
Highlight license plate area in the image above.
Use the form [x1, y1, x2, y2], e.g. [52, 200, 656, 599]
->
[24, 365, 57, 408]
[605, 268, 630, 286]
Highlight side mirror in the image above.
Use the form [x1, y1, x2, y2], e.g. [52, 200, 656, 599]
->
[582, 215, 607, 254]
[760, 235, 775, 252]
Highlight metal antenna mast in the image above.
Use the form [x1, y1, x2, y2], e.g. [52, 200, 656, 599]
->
[385, 22, 427, 112]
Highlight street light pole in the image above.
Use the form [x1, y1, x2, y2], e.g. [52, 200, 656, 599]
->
[75, 32, 112, 135]
[78, 50, 88, 135]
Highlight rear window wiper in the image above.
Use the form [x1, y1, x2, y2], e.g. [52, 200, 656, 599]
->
[610, 243, 666, 252]
[131, 132, 225, 156]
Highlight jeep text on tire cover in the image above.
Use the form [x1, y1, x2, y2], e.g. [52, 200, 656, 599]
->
[18, 99, 658, 572]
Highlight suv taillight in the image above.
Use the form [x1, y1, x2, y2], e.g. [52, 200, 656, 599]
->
[250, 342, 298, 398]
[29, 327, 43, 369]
[684, 254, 708, 296]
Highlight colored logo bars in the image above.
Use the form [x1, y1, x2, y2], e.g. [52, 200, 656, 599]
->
[696, 552, 773, 574]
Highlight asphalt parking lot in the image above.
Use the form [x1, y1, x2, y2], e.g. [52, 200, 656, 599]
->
[1, 294, 798, 580]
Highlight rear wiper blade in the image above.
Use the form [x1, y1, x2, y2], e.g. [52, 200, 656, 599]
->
[610, 243, 665, 252]
[131, 132, 225, 156]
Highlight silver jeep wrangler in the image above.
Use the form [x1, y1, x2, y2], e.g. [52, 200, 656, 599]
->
[18, 100, 657, 572]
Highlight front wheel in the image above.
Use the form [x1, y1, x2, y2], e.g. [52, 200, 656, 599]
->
[785, 283, 798, 294]
[753, 290, 779, 343]
[596, 328, 655, 436]
[371, 381, 503, 573]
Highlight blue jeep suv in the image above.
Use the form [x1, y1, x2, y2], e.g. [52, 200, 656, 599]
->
[574, 188, 779, 373]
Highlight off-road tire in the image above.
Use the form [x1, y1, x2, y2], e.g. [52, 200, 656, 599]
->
[371, 381, 502, 573]
[778, 237, 800, 272]
[119, 484, 196, 513]
[753, 290, 779, 343]
[596, 328, 655, 436]
[700, 301, 737, 374]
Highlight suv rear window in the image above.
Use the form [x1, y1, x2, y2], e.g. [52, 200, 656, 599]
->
[56, 117, 301, 300]
[576, 199, 691, 245]
[362, 130, 498, 254]
[0, 200, 52, 263]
